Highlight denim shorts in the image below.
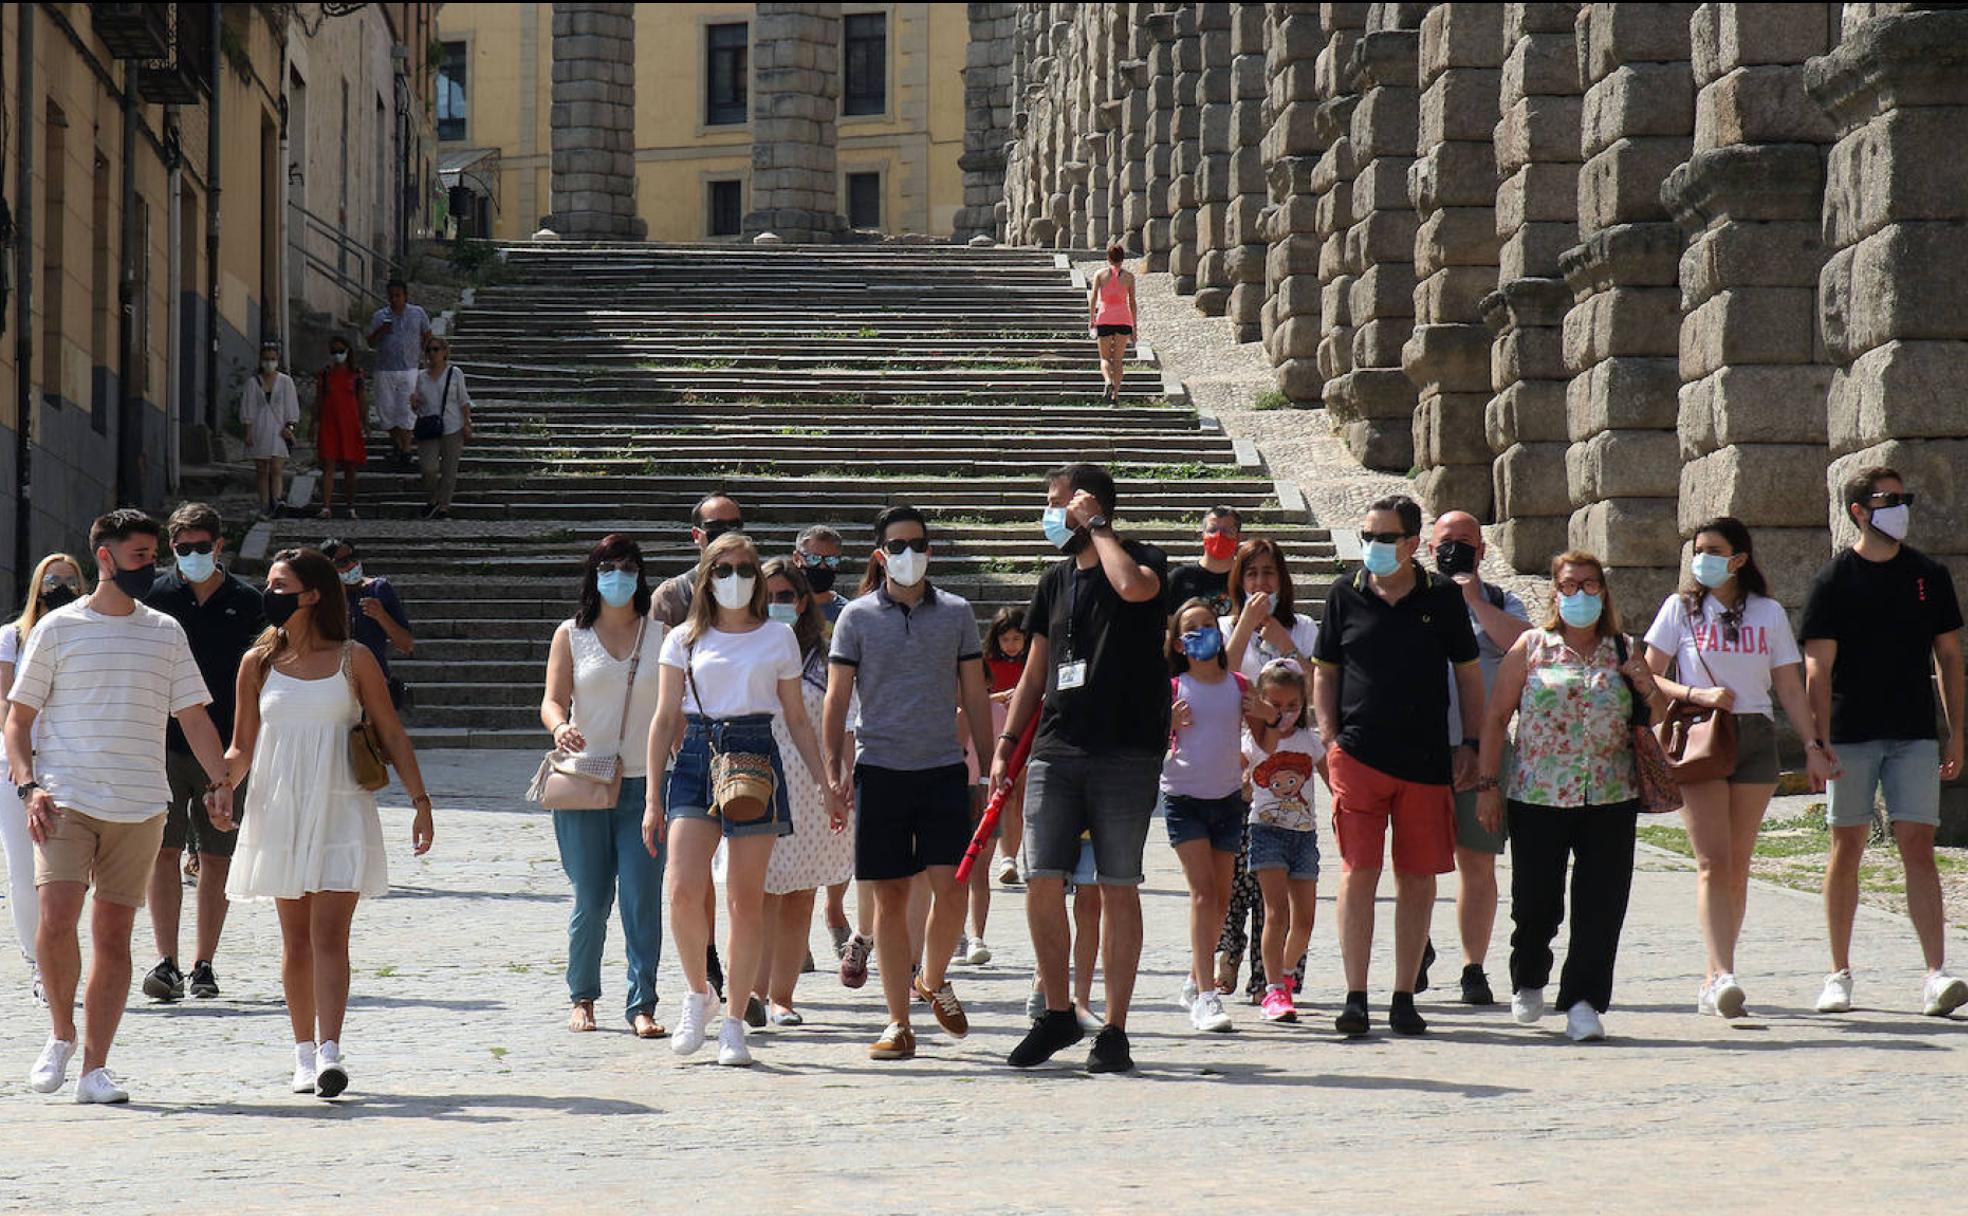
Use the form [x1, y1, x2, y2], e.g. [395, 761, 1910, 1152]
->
[1163, 791, 1246, 853]
[1023, 751, 1160, 886]
[1827, 738, 1941, 829]
[665, 714, 794, 840]
[1248, 822, 1321, 879]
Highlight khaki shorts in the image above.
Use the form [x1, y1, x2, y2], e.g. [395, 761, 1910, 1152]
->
[35, 808, 168, 907]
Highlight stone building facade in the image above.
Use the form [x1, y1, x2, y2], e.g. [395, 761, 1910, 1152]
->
[979, 2, 1968, 616]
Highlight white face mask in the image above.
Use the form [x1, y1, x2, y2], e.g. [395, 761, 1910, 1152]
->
[1869, 503, 1911, 542]
[712, 573, 755, 610]
[260, 359, 279, 373]
[331, 351, 348, 364]
[885, 548, 929, 587]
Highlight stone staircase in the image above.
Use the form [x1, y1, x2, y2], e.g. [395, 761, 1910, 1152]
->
[263, 243, 1333, 747]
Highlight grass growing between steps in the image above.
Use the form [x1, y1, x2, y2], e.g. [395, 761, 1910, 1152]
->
[1111, 461, 1250, 481]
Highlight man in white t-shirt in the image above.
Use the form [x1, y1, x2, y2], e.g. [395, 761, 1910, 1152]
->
[5, 509, 234, 1105]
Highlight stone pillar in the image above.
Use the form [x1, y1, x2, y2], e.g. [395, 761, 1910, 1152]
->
[1145, 10, 1179, 269]
[1662, 4, 1836, 602]
[1116, 7, 1156, 253]
[1224, 3, 1275, 340]
[1326, 8, 1426, 472]
[1193, 4, 1236, 313]
[547, 3, 642, 239]
[958, 3, 1017, 242]
[1486, 3, 1583, 571]
[745, 3, 847, 242]
[1292, 5, 1367, 410]
[1559, 3, 1697, 609]
[1405, 4, 1505, 518]
[1807, 9, 1968, 577]
[1169, 6, 1204, 292]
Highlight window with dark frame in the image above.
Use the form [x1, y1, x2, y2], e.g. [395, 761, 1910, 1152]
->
[436, 41, 468, 141]
[846, 172, 881, 230]
[709, 180, 742, 237]
[843, 13, 887, 116]
[706, 23, 749, 125]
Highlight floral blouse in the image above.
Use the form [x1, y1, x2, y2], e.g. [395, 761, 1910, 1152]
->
[1505, 630, 1638, 808]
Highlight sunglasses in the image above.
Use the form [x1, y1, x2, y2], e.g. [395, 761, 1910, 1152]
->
[699, 519, 744, 539]
[709, 562, 759, 581]
[797, 549, 842, 569]
[1867, 492, 1916, 508]
[41, 575, 79, 591]
[1360, 530, 1410, 545]
[1719, 604, 1744, 647]
[1554, 578, 1604, 596]
[767, 589, 800, 605]
[172, 541, 215, 557]
[881, 537, 930, 556]
[595, 559, 639, 575]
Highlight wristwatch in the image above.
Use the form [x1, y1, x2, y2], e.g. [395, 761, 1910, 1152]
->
[1085, 514, 1111, 532]
[15, 779, 38, 801]
[1459, 739, 1480, 752]
[1807, 739, 1828, 753]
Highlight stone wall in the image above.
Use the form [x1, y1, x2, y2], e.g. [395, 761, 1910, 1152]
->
[959, 4, 1018, 242]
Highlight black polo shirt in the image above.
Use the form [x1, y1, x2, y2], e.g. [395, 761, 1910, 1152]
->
[146, 568, 267, 751]
[1310, 563, 1479, 785]
[1023, 537, 1170, 759]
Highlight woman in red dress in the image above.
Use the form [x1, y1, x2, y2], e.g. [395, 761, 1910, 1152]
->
[315, 335, 369, 519]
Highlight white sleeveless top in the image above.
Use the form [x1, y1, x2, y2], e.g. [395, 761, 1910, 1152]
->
[566, 618, 664, 779]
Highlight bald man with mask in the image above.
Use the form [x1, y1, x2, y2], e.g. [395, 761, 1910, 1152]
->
[1425, 511, 1530, 1006]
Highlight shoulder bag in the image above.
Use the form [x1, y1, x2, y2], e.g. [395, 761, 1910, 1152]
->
[684, 635, 777, 825]
[1651, 599, 1739, 784]
[412, 367, 453, 441]
[527, 620, 646, 811]
[1613, 633, 1681, 815]
[343, 643, 392, 792]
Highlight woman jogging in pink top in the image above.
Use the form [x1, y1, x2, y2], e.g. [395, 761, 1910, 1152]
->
[1088, 244, 1137, 403]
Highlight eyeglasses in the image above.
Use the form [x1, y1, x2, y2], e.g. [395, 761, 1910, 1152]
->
[595, 559, 639, 575]
[709, 562, 759, 581]
[797, 549, 842, 569]
[1554, 577, 1604, 596]
[1360, 530, 1410, 546]
[172, 541, 215, 557]
[767, 589, 800, 605]
[881, 537, 930, 556]
[1867, 492, 1916, 508]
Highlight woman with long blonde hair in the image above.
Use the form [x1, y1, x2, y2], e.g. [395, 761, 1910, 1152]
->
[1, 554, 87, 1004]
[642, 532, 846, 1067]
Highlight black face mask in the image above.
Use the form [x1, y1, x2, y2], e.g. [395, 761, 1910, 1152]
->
[39, 585, 78, 612]
[803, 565, 837, 595]
[263, 591, 302, 628]
[1435, 539, 1478, 578]
[110, 564, 156, 599]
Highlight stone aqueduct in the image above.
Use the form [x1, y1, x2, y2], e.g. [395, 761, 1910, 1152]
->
[961, 3, 1968, 610]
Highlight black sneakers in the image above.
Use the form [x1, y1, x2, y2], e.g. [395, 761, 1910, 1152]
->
[1086, 1025, 1133, 1074]
[1007, 1009, 1085, 1068]
[706, 944, 725, 1002]
[1390, 992, 1428, 1036]
[142, 958, 185, 1003]
[1460, 963, 1495, 1006]
[1334, 991, 1371, 1037]
[188, 960, 220, 999]
[1415, 940, 1437, 994]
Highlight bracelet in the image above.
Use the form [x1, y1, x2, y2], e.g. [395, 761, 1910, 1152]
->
[998, 732, 1020, 745]
[412, 794, 434, 809]
[1475, 776, 1500, 793]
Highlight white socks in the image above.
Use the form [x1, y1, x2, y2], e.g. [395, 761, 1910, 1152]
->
[318, 1039, 342, 1064]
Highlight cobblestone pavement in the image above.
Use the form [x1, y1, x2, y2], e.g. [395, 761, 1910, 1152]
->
[1, 757, 1963, 1213]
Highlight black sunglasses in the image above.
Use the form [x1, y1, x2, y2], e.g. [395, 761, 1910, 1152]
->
[595, 559, 639, 574]
[1360, 530, 1410, 545]
[1867, 492, 1916, 508]
[709, 562, 759, 581]
[699, 519, 745, 539]
[881, 537, 930, 556]
[172, 541, 215, 557]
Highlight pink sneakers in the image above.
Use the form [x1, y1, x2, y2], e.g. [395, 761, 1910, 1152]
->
[1260, 984, 1297, 1023]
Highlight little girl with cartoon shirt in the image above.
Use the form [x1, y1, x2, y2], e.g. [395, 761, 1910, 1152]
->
[1243, 659, 1327, 1023]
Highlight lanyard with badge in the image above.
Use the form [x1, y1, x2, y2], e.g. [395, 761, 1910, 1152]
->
[1057, 568, 1089, 690]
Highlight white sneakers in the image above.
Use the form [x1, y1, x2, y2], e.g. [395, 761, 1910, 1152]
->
[1815, 969, 1855, 1013]
[964, 938, 993, 966]
[292, 1042, 319, 1094]
[29, 1036, 75, 1093]
[1922, 971, 1968, 1017]
[673, 990, 716, 1056]
[314, 1040, 348, 1099]
[1564, 1001, 1606, 1042]
[1190, 990, 1233, 1033]
[716, 1017, 753, 1066]
[996, 855, 1019, 885]
[1698, 974, 1747, 1018]
[74, 1067, 129, 1104]
[1178, 975, 1199, 1011]
[1511, 988, 1545, 1025]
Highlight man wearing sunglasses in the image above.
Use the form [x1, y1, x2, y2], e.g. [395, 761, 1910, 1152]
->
[652, 494, 746, 628]
[824, 506, 996, 1061]
[793, 524, 848, 625]
[1802, 466, 1968, 1017]
[140, 503, 266, 1003]
[1310, 494, 1483, 1038]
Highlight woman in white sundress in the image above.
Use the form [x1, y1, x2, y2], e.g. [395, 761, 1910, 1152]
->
[225, 548, 435, 1100]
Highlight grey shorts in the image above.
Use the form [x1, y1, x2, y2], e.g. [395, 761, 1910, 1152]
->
[161, 749, 243, 857]
[1725, 713, 1780, 785]
[1022, 751, 1160, 887]
[1454, 743, 1510, 856]
[1827, 738, 1942, 829]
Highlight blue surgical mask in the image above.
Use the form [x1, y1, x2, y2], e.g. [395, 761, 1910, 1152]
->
[1558, 591, 1603, 629]
[1690, 553, 1733, 589]
[338, 563, 365, 586]
[768, 602, 800, 625]
[596, 569, 638, 608]
[176, 551, 216, 584]
[1361, 541, 1401, 577]
[1042, 506, 1076, 549]
[1180, 626, 1223, 662]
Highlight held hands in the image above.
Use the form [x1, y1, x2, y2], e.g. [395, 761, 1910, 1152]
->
[202, 784, 236, 832]
[1693, 685, 1736, 712]
[22, 790, 58, 845]
[825, 778, 852, 833]
[1805, 744, 1842, 791]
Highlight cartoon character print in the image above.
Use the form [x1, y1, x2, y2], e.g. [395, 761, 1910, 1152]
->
[1251, 748, 1317, 831]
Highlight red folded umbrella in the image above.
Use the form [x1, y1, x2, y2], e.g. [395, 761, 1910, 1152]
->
[955, 713, 1040, 882]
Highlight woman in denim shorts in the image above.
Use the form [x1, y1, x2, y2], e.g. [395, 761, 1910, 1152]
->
[642, 534, 848, 1067]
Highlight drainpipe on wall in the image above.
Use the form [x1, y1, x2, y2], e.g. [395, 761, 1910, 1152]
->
[204, 3, 222, 438]
[278, 33, 290, 362]
[13, 6, 34, 595]
[165, 105, 182, 493]
[117, 61, 141, 506]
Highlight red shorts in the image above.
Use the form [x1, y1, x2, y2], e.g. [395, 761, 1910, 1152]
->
[1327, 746, 1455, 876]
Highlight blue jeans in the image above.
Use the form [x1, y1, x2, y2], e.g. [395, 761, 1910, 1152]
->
[667, 714, 794, 839]
[1827, 738, 1941, 828]
[554, 776, 665, 1023]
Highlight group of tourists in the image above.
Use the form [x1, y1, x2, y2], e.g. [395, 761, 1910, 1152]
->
[247, 278, 470, 523]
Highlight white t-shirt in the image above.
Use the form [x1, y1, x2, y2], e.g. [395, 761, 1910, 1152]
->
[566, 618, 665, 779]
[0, 622, 21, 666]
[1220, 613, 1320, 684]
[1245, 724, 1322, 831]
[1643, 591, 1801, 718]
[659, 621, 802, 718]
[8, 602, 211, 822]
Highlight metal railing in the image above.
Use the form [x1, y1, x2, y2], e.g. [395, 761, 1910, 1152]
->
[288, 198, 397, 310]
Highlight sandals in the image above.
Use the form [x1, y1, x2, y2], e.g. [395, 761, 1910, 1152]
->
[567, 1000, 597, 1033]
[632, 1011, 668, 1039]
